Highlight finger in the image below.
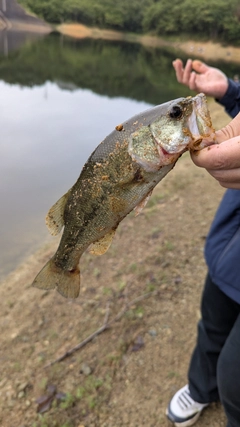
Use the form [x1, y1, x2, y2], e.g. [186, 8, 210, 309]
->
[216, 113, 240, 143]
[207, 167, 240, 183]
[181, 59, 193, 85]
[192, 60, 211, 74]
[172, 58, 183, 69]
[191, 136, 240, 170]
[219, 182, 240, 189]
[188, 71, 197, 91]
[207, 171, 240, 189]
[172, 58, 184, 83]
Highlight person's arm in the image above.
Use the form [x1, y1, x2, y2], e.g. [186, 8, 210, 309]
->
[216, 79, 240, 119]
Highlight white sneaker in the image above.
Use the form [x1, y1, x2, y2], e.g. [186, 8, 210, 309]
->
[166, 384, 209, 426]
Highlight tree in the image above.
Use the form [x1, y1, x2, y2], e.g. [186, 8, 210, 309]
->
[18, 0, 240, 44]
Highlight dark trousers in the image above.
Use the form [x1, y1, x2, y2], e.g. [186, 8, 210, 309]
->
[188, 274, 240, 427]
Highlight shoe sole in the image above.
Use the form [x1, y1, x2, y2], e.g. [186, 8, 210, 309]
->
[166, 408, 201, 427]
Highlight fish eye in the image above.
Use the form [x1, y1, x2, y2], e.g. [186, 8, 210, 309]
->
[169, 105, 183, 119]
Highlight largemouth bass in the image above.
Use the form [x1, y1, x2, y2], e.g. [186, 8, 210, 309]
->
[32, 94, 215, 298]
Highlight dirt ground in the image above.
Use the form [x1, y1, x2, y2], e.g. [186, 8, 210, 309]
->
[0, 100, 232, 427]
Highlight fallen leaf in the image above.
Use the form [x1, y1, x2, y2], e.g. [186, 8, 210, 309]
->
[131, 336, 144, 352]
[36, 395, 55, 414]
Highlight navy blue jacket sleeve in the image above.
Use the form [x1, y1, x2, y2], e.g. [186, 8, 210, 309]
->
[205, 78, 240, 304]
[216, 78, 240, 118]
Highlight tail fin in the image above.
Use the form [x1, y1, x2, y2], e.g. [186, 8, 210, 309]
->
[32, 259, 80, 299]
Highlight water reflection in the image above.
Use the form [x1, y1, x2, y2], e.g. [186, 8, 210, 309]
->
[0, 80, 151, 278]
[0, 29, 47, 56]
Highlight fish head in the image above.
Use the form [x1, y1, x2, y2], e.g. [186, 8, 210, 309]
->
[149, 93, 215, 165]
[128, 93, 215, 171]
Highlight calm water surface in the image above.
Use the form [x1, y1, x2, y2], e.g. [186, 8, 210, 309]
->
[0, 31, 239, 278]
[0, 80, 151, 278]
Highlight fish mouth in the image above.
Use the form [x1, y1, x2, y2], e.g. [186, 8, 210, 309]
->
[155, 141, 185, 166]
[187, 93, 216, 150]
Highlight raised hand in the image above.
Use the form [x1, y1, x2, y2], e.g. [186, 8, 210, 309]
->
[173, 58, 229, 99]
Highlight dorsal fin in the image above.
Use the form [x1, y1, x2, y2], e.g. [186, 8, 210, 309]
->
[45, 191, 70, 236]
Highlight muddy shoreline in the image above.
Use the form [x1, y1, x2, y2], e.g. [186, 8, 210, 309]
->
[9, 20, 51, 33]
[5, 20, 240, 62]
[57, 23, 240, 64]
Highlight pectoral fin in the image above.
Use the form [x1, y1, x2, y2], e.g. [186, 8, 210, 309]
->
[45, 191, 70, 236]
[88, 230, 116, 255]
[134, 190, 153, 216]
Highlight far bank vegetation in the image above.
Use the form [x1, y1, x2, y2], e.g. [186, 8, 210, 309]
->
[19, 0, 240, 45]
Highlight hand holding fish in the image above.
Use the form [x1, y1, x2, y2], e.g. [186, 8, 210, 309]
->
[172, 58, 229, 99]
[191, 113, 240, 189]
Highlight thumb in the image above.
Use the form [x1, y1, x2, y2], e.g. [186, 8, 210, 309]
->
[192, 60, 210, 74]
[216, 113, 240, 143]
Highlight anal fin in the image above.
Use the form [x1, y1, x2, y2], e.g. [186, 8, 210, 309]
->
[88, 230, 116, 256]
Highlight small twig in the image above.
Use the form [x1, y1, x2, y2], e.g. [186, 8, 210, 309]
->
[45, 290, 158, 368]
[45, 303, 110, 368]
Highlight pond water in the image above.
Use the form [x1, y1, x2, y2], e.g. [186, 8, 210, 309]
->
[0, 30, 238, 278]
